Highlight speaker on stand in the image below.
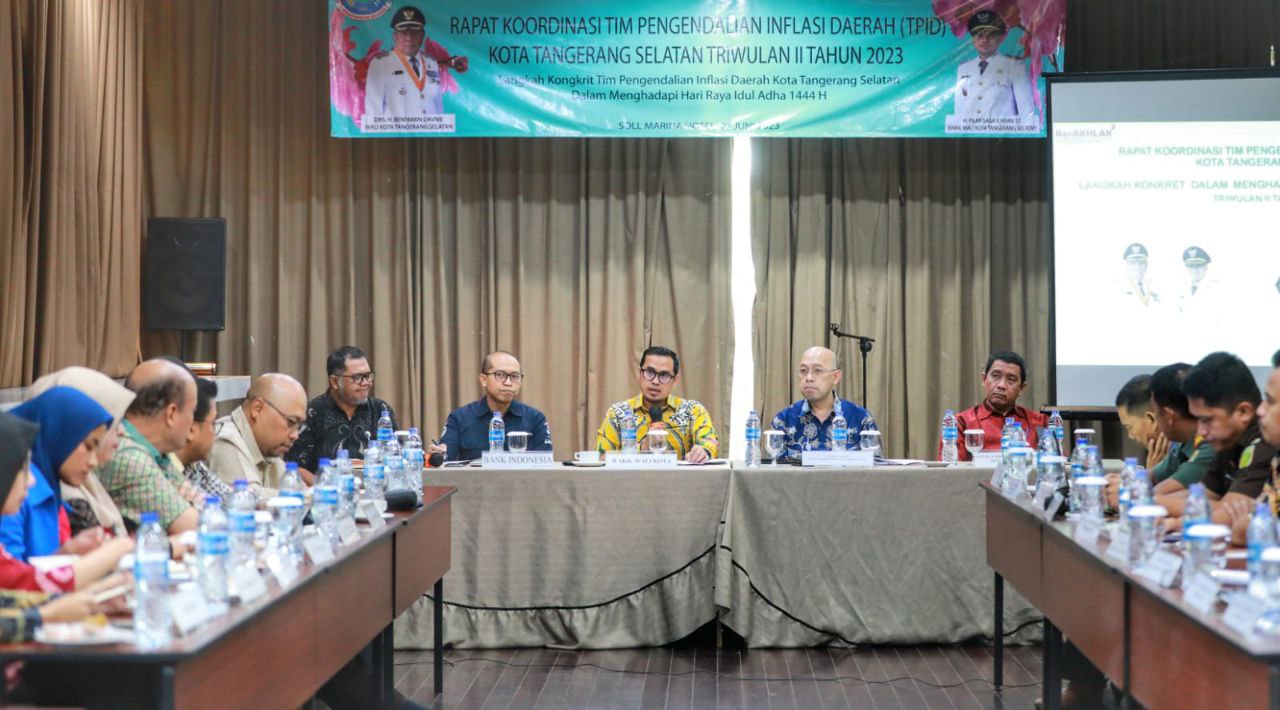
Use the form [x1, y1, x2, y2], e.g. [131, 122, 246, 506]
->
[144, 218, 227, 362]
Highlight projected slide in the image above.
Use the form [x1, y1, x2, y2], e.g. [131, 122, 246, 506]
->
[1051, 75, 1280, 405]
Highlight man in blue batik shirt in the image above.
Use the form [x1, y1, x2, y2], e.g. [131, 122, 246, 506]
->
[770, 346, 872, 459]
[440, 351, 553, 462]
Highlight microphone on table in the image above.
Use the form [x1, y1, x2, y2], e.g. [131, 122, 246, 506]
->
[649, 406, 665, 432]
[427, 438, 444, 468]
[384, 489, 421, 512]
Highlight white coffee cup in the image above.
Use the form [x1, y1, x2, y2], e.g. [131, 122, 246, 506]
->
[574, 450, 601, 463]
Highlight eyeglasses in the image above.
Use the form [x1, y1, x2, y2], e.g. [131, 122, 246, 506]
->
[640, 368, 676, 385]
[260, 398, 307, 434]
[337, 372, 375, 385]
[484, 371, 525, 384]
[796, 367, 835, 379]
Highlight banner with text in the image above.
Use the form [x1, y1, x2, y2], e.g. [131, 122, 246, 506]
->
[329, 0, 1065, 138]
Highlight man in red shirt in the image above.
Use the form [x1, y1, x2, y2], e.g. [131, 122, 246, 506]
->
[943, 350, 1047, 460]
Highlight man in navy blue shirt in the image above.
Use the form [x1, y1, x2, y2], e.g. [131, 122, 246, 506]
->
[440, 351, 553, 461]
[769, 346, 872, 459]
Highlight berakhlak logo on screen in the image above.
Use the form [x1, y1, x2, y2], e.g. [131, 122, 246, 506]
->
[1054, 124, 1116, 143]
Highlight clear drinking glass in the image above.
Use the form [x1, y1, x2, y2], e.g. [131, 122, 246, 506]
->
[763, 430, 785, 464]
[1183, 523, 1230, 584]
[1254, 547, 1280, 634]
[1076, 475, 1108, 521]
[1036, 455, 1066, 492]
[964, 429, 985, 461]
[506, 431, 529, 453]
[1128, 504, 1168, 567]
[267, 496, 304, 555]
[646, 428, 669, 455]
[859, 430, 881, 456]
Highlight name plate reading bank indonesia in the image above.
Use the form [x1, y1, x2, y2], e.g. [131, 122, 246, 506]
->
[481, 451, 555, 468]
[802, 450, 874, 468]
[605, 452, 678, 469]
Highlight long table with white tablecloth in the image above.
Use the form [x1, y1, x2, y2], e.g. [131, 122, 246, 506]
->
[394, 463, 1040, 649]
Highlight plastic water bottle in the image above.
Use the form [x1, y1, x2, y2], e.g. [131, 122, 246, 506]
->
[1068, 462, 1085, 514]
[1183, 483, 1211, 539]
[377, 406, 394, 442]
[744, 410, 761, 467]
[1048, 409, 1065, 448]
[1248, 502, 1277, 598]
[228, 480, 257, 571]
[1129, 467, 1152, 507]
[382, 432, 405, 491]
[488, 412, 505, 453]
[1070, 434, 1088, 467]
[280, 461, 306, 506]
[620, 409, 638, 452]
[335, 449, 357, 517]
[830, 410, 848, 452]
[404, 427, 425, 491]
[197, 496, 230, 610]
[134, 511, 172, 647]
[1118, 457, 1137, 522]
[363, 439, 387, 513]
[1010, 422, 1027, 447]
[313, 458, 341, 545]
[940, 410, 959, 464]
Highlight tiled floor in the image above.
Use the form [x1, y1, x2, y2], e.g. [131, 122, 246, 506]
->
[393, 643, 1058, 709]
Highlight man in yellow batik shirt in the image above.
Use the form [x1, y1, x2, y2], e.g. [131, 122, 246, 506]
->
[596, 346, 719, 463]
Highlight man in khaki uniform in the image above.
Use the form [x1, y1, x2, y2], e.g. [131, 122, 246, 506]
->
[209, 374, 307, 499]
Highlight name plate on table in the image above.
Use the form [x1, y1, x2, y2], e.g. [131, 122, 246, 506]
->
[303, 533, 335, 565]
[481, 451, 555, 468]
[337, 517, 362, 546]
[972, 451, 1003, 468]
[266, 551, 299, 588]
[358, 500, 386, 530]
[1105, 527, 1132, 565]
[1135, 549, 1182, 588]
[1074, 519, 1103, 548]
[231, 566, 268, 604]
[168, 586, 213, 636]
[1223, 592, 1267, 636]
[1183, 573, 1221, 615]
[604, 452, 678, 468]
[801, 450, 874, 468]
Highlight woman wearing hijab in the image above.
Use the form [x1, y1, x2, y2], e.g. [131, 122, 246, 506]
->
[26, 367, 135, 538]
[0, 412, 108, 642]
[1, 387, 118, 560]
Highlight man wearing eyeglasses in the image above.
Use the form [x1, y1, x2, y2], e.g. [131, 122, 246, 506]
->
[439, 351, 552, 462]
[209, 374, 308, 498]
[596, 345, 719, 463]
[287, 345, 400, 479]
[769, 346, 872, 460]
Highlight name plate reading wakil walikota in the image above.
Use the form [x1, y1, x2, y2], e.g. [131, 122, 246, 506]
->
[801, 450, 875, 468]
[604, 452, 678, 468]
[481, 451, 555, 468]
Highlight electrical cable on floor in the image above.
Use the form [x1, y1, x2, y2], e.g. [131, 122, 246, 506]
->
[392, 656, 1042, 690]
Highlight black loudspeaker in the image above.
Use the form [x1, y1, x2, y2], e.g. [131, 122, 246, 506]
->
[144, 218, 226, 331]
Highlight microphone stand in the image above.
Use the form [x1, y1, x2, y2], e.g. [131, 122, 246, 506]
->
[828, 323, 875, 407]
